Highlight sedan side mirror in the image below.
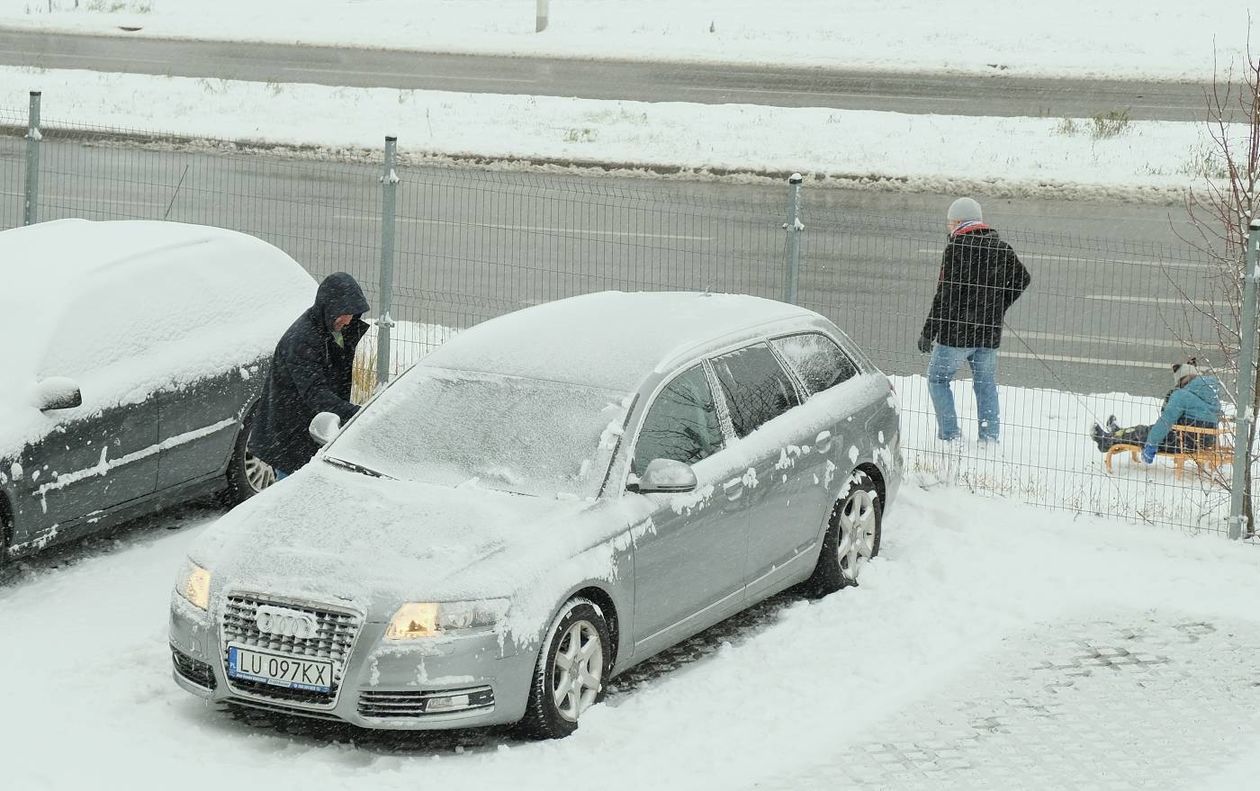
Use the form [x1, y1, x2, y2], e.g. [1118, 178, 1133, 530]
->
[635, 458, 698, 494]
[309, 412, 342, 446]
[34, 377, 83, 411]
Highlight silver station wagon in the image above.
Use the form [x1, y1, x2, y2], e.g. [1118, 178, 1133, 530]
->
[169, 291, 902, 738]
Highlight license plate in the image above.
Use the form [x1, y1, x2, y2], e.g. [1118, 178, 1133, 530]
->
[227, 643, 334, 694]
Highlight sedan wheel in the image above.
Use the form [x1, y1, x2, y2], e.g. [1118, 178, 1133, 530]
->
[803, 470, 882, 598]
[243, 451, 275, 494]
[519, 597, 613, 739]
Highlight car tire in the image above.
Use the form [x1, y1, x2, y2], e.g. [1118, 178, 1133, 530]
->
[219, 412, 274, 507]
[517, 597, 612, 740]
[803, 470, 882, 598]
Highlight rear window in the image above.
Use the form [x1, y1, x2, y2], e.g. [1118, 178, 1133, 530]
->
[711, 343, 801, 438]
[772, 333, 859, 396]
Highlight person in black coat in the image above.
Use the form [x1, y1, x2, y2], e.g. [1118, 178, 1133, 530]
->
[249, 272, 371, 476]
[917, 197, 1031, 443]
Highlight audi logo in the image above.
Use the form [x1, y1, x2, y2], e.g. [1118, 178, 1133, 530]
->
[254, 605, 318, 640]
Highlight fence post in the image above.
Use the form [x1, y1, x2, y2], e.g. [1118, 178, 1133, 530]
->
[536, 0, 549, 32]
[782, 172, 804, 304]
[1228, 216, 1260, 539]
[375, 136, 399, 390]
[23, 91, 41, 226]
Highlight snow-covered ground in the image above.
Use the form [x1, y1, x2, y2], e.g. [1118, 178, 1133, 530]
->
[0, 66, 1235, 197]
[0, 0, 1249, 81]
[3, 479, 1258, 791]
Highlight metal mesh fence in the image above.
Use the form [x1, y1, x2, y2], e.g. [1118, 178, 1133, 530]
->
[1, 105, 1242, 536]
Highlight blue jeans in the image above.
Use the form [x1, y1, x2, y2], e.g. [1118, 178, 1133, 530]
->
[274, 469, 289, 481]
[927, 344, 1000, 441]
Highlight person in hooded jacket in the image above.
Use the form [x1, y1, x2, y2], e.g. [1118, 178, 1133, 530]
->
[1091, 358, 1223, 464]
[918, 197, 1031, 443]
[248, 271, 371, 478]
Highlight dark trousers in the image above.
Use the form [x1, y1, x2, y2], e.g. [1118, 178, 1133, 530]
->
[1095, 420, 1215, 453]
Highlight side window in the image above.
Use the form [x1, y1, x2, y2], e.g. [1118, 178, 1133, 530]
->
[711, 343, 801, 438]
[772, 333, 859, 396]
[633, 365, 724, 475]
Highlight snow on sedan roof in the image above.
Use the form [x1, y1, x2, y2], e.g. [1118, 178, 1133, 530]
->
[0, 219, 315, 456]
[420, 291, 815, 391]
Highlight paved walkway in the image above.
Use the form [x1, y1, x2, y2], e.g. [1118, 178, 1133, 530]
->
[786, 612, 1260, 790]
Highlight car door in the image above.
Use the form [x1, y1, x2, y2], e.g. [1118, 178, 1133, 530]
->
[709, 341, 824, 599]
[763, 332, 865, 588]
[629, 364, 749, 655]
[10, 389, 159, 552]
[157, 361, 262, 491]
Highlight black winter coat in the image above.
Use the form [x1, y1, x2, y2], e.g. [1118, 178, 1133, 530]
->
[921, 227, 1031, 349]
[248, 272, 371, 473]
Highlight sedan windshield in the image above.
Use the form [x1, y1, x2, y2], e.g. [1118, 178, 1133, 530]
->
[328, 366, 630, 499]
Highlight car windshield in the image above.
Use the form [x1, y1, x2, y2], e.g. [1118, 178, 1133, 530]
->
[327, 366, 630, 499]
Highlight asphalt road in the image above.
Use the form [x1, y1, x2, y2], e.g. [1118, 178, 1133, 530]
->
[0, 135, 1221, 404]
[0, 28, 1225, 122]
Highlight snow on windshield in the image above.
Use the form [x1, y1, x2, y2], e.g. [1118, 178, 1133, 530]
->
[329, 366, 631, 499]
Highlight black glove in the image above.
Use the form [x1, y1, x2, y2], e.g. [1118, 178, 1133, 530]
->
[917, 334, 933, 354]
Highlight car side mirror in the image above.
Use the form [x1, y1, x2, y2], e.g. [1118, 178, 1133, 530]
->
[635, 458, 698, 494]
[309, 412, 342, 446]
[34, 377, 83, 411]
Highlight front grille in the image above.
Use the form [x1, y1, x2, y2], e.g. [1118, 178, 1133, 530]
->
[358, 686, 495, 719]
[220, 593, 362, 707]
[172, 646, 216, 690]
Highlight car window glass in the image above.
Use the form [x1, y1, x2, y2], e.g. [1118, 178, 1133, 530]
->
[711, 343, 801, 438]
[772, 333, 859, 396]
[633, 365, 724, 475]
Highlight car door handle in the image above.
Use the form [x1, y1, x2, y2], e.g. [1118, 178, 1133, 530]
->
[816, 430, 833, 453]
[722, 479, 744, 501]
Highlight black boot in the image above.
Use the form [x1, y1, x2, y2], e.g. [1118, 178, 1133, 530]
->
[1091, 423, 1106, 453]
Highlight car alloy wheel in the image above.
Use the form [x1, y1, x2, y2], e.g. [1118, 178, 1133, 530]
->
[243, 451, 275, 493]
[836, 487, 878, 584]
[519, 597, 613, 739]
[551, 620, 604, 723]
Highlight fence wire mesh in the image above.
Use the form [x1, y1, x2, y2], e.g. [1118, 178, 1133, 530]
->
[1, 107, 1243, 536]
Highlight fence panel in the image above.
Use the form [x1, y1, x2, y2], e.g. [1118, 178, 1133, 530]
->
[1, 104, 1242, 535]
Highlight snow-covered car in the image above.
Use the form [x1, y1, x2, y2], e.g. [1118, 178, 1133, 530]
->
[0, 219, 315, 568]
[169, 291, 902, 738]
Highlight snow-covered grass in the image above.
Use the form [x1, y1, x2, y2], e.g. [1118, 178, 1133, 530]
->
[893, 374, 1234, 533]
[2, 476, 1258, 790]
[0, 0, 1249, 81]
[1, 66, 1239, 197]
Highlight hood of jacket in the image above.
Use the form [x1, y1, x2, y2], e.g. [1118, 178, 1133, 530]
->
[311, 272, 370, 334]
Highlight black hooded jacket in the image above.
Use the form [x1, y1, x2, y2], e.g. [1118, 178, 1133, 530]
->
[921, 226, 1031, 349]
[248, 272, 371, 473]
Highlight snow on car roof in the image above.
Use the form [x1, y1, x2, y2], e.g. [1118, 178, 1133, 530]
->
[420, 291, 820, 391]
[0, 219, 316, 457]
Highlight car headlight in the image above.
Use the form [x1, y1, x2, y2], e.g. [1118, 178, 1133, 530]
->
[175, 560, 212, 611]
[385, 599, 509, 640]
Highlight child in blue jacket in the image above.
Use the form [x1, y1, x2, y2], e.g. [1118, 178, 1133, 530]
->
[1092, 359, 1222, 463]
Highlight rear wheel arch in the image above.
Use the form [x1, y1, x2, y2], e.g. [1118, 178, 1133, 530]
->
[855, 461, 886, 506]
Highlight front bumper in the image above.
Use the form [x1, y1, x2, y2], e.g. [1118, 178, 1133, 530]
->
[169, 593, 537, 730]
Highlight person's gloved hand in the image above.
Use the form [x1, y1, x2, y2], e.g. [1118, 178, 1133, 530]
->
[917, 334, 932, 354]
[1140, 444, 1158, 464]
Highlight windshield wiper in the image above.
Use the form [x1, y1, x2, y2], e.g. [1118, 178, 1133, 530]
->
[323, 456, 392, 479]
